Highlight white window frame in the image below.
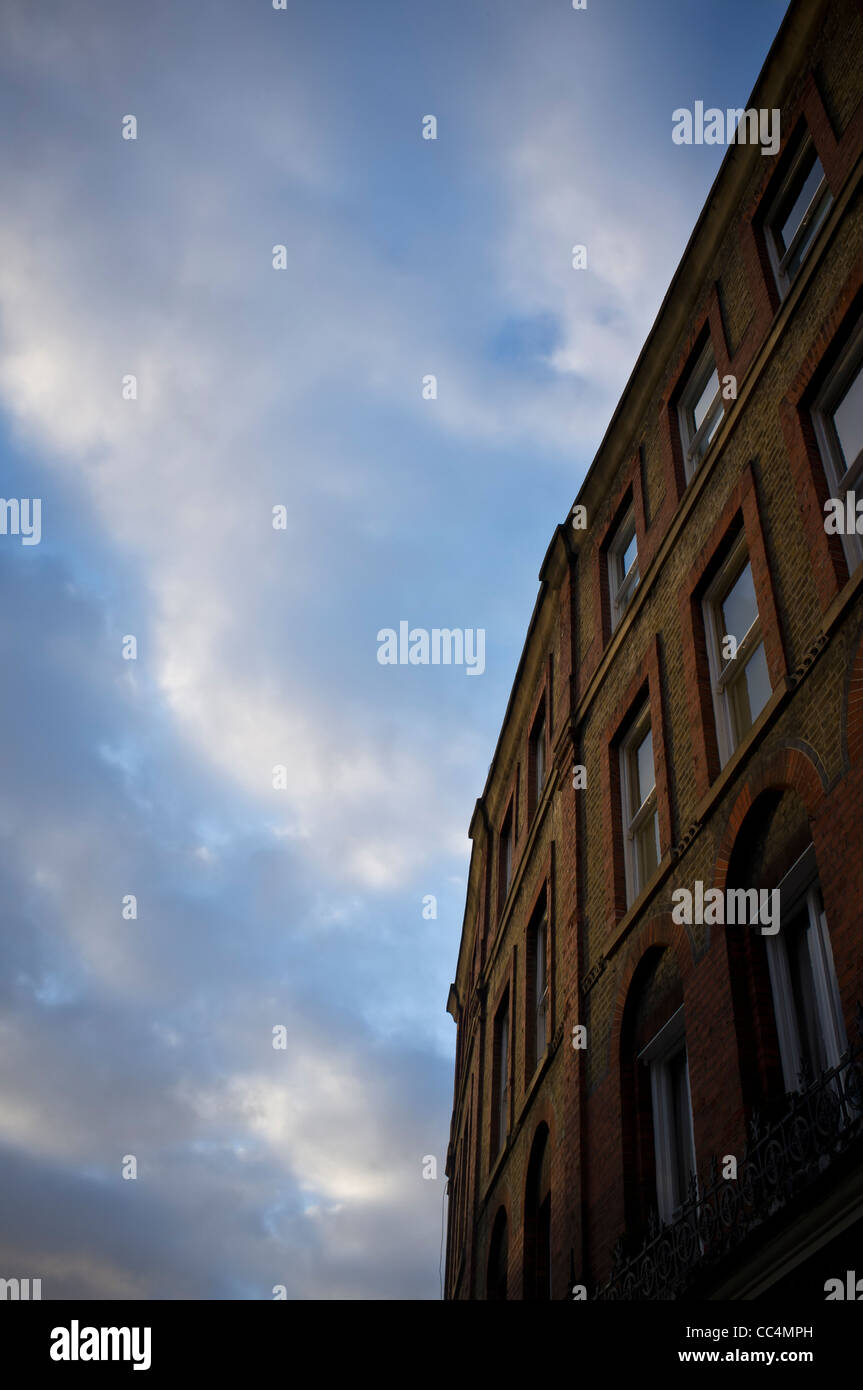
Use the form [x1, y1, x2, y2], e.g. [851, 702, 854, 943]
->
[533, 913, 549, 1069]
[765, 845, 847, 1095]
[495, 1005, 510, 1153]
[703, 536, 770, 767]
[812, 315, 863, 574]
[531, 706, 546, 807]
[638, 1007, 697, 1225]
[764, 135, 832, 300]
[499, 809, 513, 907]
[678, 340, 724, 479]
[608, 503, 639, 630]
[619, 704, 659, 906]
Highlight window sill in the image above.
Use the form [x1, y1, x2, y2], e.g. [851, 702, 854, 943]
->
[822, 543, 863, 636]
[604, 847, 678, 957]
[523, 1046, 551, 1111]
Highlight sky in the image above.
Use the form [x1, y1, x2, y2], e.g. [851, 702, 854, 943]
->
[0, 0, 788, 1300]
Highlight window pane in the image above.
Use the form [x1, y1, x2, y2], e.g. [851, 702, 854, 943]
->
[537, 1192, 552, 1300]
[634, 726, 655, 809]
[635, 809, 659, 888]
[832, 359, 863, 474]
[786, 907, 828, 1082]
[693, 368, 719, 434]
[743, 640, 771, 722]
[488, 1217, 508, 1300]
[621, 529, 637, 578]
[535, 923, 548, 1060]
[669, 1049, 695, 1209]
[726, 639, 769, 743]
[727, 671, 749, 744]
[534, 719, 545, 796]
[786, 206, 830, 280]
[704, 399, 724, 448]
[778, 151, 824, 253]
[498, 1014, 509, 1145]
[502, 822, 512, 892]
[720, 561, 758, 646]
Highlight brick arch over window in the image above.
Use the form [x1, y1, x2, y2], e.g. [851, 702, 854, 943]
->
[713, 745, 826, 894]
[610, 923, 693, 1239]
[519, 1095, 556, 1210]
[844, 626, 863, 769]
[608, 914, 693, 1081]
[510, 1095, 557, 1277]
[486, 1203, 510, 1301]
[715, 784, 813, 1118]
[523, 1122, 552, 1300]
[518, 1095, 558, 1169]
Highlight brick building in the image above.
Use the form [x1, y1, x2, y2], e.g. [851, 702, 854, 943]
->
[444, 0, 863, 1300]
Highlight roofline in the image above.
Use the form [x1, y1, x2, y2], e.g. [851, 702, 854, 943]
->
[474, 523, 572, 818]
[566, 0, 819, 522]
[459, 0, 823, 862]
[452, 525, 572, 992]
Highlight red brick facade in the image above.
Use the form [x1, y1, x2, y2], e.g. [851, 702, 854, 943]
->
[445, 0, 863, 1301]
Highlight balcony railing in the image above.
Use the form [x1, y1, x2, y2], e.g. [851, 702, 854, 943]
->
[593, 1007, 863, 1300]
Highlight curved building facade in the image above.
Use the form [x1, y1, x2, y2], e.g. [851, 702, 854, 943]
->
[444, 0, 863, 1301]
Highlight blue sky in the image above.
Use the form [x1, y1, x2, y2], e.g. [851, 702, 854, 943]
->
[0, 0, 788, 1299]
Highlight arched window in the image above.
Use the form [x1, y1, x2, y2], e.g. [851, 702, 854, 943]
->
[525, 896, 549, 1080]
[523, 1124, 551, 1299]
[486, 1207, 508, 1301]
[621, 948, 696, 1231]
[725, 789, 847, 1103]
[767, 846, 846, 1089]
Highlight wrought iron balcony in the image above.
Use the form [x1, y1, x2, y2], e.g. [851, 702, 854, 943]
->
[594, 1009, 863, 1300]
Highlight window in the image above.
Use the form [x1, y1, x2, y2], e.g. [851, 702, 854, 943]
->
[620, 705, 660, 905]
[486, 1209, 508, 1301]
[523, 1125, 551, 1300]
[535, 916, 548, 1063]
[813, 314, 863, 573]
[678, 341, 724, 478]
[453, 1134, 467, 1259]
[703, 539, 771, 765]
[492, 998, 510, 1156]
[498, 806, 513, 912]
[765, 136, 832, 298]
[530, 703, 546, 808]
[638, 1007, 697, 1224]
[608, 504, 639, 628]
[766, 845, 847, 1094]
[528, 907, 549, 1076]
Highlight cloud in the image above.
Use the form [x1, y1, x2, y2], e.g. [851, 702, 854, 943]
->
[0, 0, 773, 1302]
